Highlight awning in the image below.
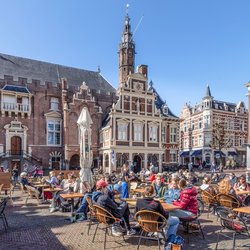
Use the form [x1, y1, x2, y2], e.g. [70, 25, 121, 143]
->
[214, 150, 226, 157]
[191, 149, 202, 157]
[228, 151, 238, 156]
[180, 151, 189, 157]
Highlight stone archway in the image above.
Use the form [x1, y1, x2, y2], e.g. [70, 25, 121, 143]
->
[133, 155, 142, 173]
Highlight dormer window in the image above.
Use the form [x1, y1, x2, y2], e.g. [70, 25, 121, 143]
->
[163, 104, 168, 114]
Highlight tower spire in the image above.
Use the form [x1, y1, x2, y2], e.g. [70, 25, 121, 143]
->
[119, 6, 135, 85]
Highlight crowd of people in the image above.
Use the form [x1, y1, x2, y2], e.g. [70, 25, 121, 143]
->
[9, 161, 250, 246]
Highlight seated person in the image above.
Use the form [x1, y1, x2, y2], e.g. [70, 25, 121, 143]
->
[153, 174, 168, 199]
[74, 181, 93, 221]
[233, 175, 249, 192]
[164, 179, 181, 204]
[20, 172, 41, 196]
[135, 186, 180, 238]
[92, 179, 136, 236]
[48, 171, 58, 187]
[171, 179, 198, 219]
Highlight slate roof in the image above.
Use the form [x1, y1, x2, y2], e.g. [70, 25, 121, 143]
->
[148, 83, 179, 119]
[2, 85, 30, 94]
[0, 53, 116, 94]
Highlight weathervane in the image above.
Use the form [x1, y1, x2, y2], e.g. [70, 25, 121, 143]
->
[126, 4, 129, 15]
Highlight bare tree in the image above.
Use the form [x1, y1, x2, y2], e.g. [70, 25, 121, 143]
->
[212, 122, 232, 172]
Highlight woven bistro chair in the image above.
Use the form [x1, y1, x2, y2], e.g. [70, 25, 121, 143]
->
[200, 189, 218, 217]
[134, 210, 167, 250]
[215, 206, 250, 250]
[86, 195, 98, 235]
[92, 204, 125, 250]
[216, 193, 241, 209]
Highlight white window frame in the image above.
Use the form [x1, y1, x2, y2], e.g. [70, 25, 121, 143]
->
[149, 124, 158, 142]
[118, 122, 128, 141]
[47, 119, 61, 146]
[170, 127, 177, 143]
[161, 126, 166, 143]
[134, 122, 143, 142]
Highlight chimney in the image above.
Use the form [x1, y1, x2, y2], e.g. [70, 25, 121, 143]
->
[138, 64, 148, 78]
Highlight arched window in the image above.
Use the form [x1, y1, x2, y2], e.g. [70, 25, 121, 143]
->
[105, 154, 109, 168]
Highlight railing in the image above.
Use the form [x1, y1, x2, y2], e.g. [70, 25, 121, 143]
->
[0, 150, 42, 164]
[1, 102, 30, 112]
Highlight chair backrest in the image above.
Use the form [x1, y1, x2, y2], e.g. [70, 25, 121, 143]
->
[134, 210, 167, 233]
[26, 185, 39, 197]
[216, 206, 249, 234]
[197, 198, 205, 217]
[86, 195, 94, 210]
[201, 190, 217, 205]
[92, 204, 120, 225]
[216, 193, 241, 209]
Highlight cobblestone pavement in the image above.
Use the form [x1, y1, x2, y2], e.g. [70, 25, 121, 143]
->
[1, 175, 250, 250]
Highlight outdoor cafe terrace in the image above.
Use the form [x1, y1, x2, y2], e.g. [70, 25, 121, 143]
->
[1, 169, 250, 250]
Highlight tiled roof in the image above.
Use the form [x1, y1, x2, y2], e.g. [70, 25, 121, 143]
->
[0, 53, 116, 94]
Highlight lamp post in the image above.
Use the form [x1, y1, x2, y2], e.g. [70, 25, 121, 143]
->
[188, 128, 193, 163]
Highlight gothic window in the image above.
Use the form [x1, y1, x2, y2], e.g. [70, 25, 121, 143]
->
[199, 135, 203, 146]
[47, 119, 61, 145]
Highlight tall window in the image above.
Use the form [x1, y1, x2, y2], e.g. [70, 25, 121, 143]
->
[149, 125, 157, 142]
[228, 119, 234, 130]
[240, 120, 245, 131]
[170, 151, 177, 162]
[47, 120, 61, 145]
[170, 127, 177, 143]
[50, 97, 59, 110]
[134, 123, 142, 141]
[118, 123, 127, 140]
[199, 135, 203, 146]
[198, 118, 202, 129]
[161, 126, 166, 143]
[204, 115, 210, 128]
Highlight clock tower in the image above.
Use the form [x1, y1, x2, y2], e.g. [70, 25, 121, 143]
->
[119, 13, 135, 86]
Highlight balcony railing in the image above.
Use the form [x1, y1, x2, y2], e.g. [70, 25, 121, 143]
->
[1, 102, 30, 112]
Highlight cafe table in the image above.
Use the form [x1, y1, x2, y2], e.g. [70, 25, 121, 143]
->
[33, 183, 50, 201]
[44, 187, 63, 212]
[121, 198, 180, 211]
[233, 206, 250, 214]
[60, 193, 84, 218]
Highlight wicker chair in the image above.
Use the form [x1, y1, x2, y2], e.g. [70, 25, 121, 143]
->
[180, 198, 205, 243]
[134, 210, 167, 250]
[92, 205, 125, 250]
[215, 206, 250, 250]
[25, 185, 40, 205]
[216, 193, 241, 209]
[201, 189, 218, 217]
[86, 195, 98, 235]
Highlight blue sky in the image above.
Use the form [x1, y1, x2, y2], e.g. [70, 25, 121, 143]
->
[1, 0, 250, 115]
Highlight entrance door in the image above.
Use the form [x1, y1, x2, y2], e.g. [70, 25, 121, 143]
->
[133, 155, 141, 173]
[11, 136, 22, 155]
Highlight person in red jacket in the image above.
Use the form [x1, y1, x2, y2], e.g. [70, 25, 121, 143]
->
[171, 179, 198, 219]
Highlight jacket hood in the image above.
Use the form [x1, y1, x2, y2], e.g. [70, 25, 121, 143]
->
[183, 186, 197, 196]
